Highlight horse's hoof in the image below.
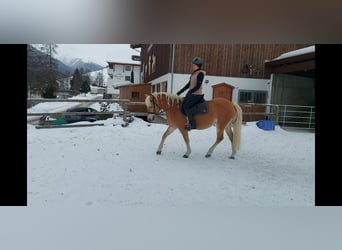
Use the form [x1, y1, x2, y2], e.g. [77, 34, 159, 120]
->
[156, 151, 161, 155]
[229, 156, 235, 159]
[182, 155, 188, 158]
[205, 154, 211, 158]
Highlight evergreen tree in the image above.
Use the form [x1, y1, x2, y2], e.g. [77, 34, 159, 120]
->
[80, 74, 91, 95]
[70, 68, 82, 94]
[130, 69, 134, 83]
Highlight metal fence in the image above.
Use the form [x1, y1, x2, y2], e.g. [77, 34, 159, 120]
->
[277, 104, 315, 131]
[239, 103, 315, 132]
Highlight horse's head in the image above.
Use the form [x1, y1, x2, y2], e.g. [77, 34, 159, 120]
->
[145, 92, 180, 122]
[144, 93, 161, 122]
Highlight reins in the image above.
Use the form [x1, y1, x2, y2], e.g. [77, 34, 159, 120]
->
[149, 94, 179, 114]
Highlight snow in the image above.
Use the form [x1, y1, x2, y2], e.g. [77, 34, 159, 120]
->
[27, 93, 315, 207]
[268, 45, 315, 61]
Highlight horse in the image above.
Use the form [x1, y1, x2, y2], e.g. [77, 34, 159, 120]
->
[144, 92, 243, 159]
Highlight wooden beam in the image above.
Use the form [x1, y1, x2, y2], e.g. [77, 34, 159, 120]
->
[270, 60, 315, 74]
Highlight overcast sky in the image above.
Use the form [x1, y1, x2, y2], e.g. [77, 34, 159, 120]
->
[51, 44, 140, 66]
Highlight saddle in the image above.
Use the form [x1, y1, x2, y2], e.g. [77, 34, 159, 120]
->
[180, 99, 208, 116]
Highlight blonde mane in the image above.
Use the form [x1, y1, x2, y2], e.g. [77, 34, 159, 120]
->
[152, 92, 181, 107]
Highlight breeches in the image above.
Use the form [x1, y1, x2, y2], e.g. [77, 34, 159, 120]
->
[181, 94, 204, 115]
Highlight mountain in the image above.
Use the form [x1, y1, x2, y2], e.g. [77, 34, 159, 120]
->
[59, 58, 105, 73]
[27, 45, 104, 78]
[27, 45, 74, 77]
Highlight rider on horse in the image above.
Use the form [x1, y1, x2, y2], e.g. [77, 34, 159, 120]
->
[176, 57, 206, 131]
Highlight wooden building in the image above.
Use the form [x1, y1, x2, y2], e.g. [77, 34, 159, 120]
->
[130, 44, 315, 122]
[117, 83, 151, 113]
[212, 82, 234, 100]
[134, 44, 311, 83]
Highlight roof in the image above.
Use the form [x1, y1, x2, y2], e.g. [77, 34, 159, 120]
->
[264, 45, 315, 78]
[267, 45, 315, 62]
[107, 61, 140, 67]
[116, 82, 151, 89]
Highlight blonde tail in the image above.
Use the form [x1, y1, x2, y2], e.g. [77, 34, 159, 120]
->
[232, 102, 242, 150]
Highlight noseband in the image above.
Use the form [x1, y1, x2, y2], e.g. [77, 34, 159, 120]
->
[148, 94, 177, 115]
[148, 94, 163, 115]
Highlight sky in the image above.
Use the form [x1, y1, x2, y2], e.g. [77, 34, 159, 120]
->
[9, 93, 342, 250]
[33, 44, 140, 67]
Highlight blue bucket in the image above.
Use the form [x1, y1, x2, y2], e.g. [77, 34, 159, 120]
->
[256, 120, 275, 130]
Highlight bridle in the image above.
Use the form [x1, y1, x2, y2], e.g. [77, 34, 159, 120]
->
[147, 94, 177, 115]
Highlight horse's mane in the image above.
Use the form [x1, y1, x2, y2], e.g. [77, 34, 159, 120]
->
[152, 92, 181, 106]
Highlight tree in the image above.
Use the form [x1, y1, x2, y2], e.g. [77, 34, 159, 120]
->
[130, 69, 134, 83]
[80, 74, 91, 95]
[27, 44, 59, 98]
[41, 84, 57, 98]
[95, 71, 104, 86]
[70, 68, 82, 94]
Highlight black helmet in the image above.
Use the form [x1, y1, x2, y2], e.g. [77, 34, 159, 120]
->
[192, 57, 203, 67]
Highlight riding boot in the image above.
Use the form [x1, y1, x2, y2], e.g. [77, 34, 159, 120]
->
[185, 111, 196, 131]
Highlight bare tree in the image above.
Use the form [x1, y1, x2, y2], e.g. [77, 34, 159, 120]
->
[95, 71, 104, 86]
[27, 44, 59, 98]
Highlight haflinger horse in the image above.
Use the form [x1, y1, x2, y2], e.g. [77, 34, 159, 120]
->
[144, 92, 243, 159]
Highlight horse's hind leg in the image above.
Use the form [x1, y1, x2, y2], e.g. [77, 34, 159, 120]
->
[205, 127, 224, 158]
[224, 125, 236, 159]
[156, 126, 176, 154]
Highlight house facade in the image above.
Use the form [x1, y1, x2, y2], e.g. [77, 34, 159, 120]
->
[106, 61, 141, 97]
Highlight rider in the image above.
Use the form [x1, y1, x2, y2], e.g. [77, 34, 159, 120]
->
[176, 57, 206, 131]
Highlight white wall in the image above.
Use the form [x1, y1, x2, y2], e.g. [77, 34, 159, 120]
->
[149, 73, 271, 103]
[106, 64, 140, 94]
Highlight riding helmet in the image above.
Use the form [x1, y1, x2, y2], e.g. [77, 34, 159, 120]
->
[192, 57, 203, 67]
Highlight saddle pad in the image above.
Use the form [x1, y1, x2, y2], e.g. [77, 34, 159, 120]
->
[193, 101, 208, 115]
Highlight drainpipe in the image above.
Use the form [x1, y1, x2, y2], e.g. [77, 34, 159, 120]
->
[170, 44, 175, 93]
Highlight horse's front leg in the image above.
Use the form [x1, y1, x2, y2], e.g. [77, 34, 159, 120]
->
[178, 128, 191, 158]
[156, 126, 176, 154]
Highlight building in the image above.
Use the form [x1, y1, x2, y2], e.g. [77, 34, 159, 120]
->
[265, 45, 315, 106]
[106, 61, 141, 98]
[132, 44, 313, 106]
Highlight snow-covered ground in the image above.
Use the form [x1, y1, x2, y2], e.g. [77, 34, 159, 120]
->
[27, 94, 315, 206]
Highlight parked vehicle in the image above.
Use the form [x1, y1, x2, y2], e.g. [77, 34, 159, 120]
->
[39, 115, 67, 126]
[65, 106, 98, 123]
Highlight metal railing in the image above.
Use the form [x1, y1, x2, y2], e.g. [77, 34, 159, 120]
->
[239, 103, 315, 132]
[277, 104, 315, 131]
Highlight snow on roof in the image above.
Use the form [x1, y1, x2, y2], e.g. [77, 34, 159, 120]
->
[107, 60, 140, 65]
[111, 81, 133, 89]
[266, 45, 315, 62]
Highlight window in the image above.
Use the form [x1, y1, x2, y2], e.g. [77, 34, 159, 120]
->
[132, 91, 139, 98]
[124, 65, 132, 71]
[238, 90, 267, 103]
[125, 76, 131, 81]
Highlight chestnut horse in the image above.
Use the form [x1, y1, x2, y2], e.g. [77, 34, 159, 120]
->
[145, 92, 242, 159]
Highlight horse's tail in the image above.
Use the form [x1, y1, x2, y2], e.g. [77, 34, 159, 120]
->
[232, 102, 243, 150]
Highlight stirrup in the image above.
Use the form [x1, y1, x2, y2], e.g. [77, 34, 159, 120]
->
[185, 122, 195, 131]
